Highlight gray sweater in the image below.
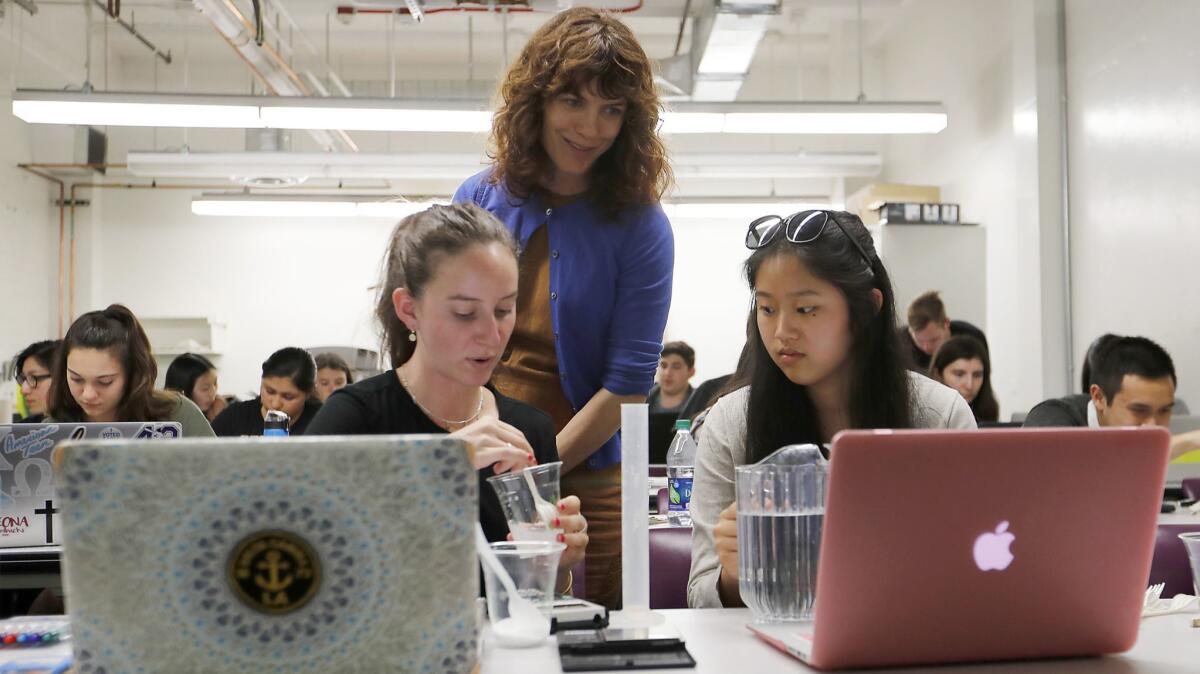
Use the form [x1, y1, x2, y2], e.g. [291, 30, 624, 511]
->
[687, 371, 977, 608]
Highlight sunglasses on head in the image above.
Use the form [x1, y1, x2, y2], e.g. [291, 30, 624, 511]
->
[744, 209, 875, 272]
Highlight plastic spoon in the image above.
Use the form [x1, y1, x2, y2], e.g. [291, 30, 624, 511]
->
[475, 525, 549, 647]
[523, 468, 559, 531]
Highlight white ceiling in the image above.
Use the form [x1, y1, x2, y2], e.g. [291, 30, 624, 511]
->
[4, 0, 905, 95]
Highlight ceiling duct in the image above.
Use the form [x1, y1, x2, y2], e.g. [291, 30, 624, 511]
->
[659, 0, 781, 102]
[192, 0, 355, 152]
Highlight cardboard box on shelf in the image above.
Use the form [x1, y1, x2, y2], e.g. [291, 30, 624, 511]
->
[846, 183, 941, 225]
[878, 202, 964, 225]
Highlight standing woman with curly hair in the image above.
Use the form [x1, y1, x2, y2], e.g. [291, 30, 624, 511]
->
[454, 7, 674, 608]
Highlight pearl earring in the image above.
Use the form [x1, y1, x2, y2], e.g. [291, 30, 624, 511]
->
[409, 331, 417, 342]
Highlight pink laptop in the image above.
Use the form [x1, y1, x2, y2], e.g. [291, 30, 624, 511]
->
[749, 427, 1170, 670]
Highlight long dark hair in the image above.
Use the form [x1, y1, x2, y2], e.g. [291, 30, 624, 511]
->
[743, 211, 912, 463]
[929, 335, 999, 422]
[375, 203, 518, 369]
[50, 303, 178, 422]
[164, 353, 216, 401]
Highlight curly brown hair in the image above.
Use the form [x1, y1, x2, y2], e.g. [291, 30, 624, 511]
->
[488, 6, 671, 220]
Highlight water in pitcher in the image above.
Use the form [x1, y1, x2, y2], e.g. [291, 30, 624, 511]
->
[737, 510, 824, 622]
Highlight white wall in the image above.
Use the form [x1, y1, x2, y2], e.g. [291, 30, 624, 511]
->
[88, 189, 394, 397]
[875, 0, 1071, 418]
[1065, 0, 1200, 409]
[0, 94, 57, 368]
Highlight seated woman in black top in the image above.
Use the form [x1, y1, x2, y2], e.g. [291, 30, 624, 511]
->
[307, 203, 588, 594]
[212, 347, 322, 436]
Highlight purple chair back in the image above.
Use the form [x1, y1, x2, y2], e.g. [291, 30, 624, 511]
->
[649, 526, 693, 609]
[1149, 523, 1200, 597]
[649, 465, 667, 478]
[1182, 478, 1200, 502]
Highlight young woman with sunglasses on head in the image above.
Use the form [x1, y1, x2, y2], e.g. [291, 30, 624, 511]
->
[305, 204, 587, 591]
[687, 210, 976, 609]
[46, 305, 215, 437]
[454, 7, 672, 608]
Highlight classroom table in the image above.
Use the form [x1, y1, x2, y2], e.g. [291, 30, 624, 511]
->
[481, 608, 1200, 673]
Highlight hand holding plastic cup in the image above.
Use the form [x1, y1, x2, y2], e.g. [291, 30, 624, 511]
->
[487, 461, 563, 542]
[481, 540, 565, 647]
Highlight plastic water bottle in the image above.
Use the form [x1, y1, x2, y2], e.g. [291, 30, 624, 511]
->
[666, 419, 698, 527]
[263, 410, 290, 437]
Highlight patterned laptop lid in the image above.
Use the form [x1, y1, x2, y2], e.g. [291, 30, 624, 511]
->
[56, 435, 478, 674]
[0, 422, 181, 548]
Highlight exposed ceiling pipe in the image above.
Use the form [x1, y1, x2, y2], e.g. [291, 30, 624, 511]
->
[337, 1, 643, 17]
[88, 0, 172, 65]
[193, 0, 356, 152]
[658, 0, 780, 102]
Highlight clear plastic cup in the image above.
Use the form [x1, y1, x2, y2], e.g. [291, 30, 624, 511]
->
[736, 444, 829, 623]
[1178, 533, 1200, 596]
[482, 541, 565, 645]
[486, 462, 563, 542]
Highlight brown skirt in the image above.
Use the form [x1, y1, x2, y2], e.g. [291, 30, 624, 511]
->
[562, 462, 623, 609]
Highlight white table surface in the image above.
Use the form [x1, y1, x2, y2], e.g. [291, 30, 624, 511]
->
[481, 608, 1200, 673]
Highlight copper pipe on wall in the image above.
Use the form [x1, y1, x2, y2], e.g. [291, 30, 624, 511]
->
[15, 175, 351, 330]
[17, 165, 67, 336]
[20, 163, 128, 170]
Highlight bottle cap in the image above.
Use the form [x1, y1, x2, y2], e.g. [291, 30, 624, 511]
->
[674, 419, 692, 431]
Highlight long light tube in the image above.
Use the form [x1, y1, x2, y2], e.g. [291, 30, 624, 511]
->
[190, 194, 449, 218]
[14, 90, 947, 135]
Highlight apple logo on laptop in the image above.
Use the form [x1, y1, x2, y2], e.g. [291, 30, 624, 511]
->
[973, 521, 1015, 571]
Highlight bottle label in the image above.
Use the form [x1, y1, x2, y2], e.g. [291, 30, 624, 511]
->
[668, 477, 693, 512]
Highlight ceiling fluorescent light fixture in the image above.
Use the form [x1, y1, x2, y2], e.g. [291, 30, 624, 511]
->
[258, 106, 491, 133]
[14, 91, 946, 135]
[190, 194, 449, 218]
[133, 150, 878, 181]
[12, 96, 262, 128]
[665, 102, 948, 135]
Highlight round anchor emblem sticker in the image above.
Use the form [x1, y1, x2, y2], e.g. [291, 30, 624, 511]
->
[227, 530, 321, 615]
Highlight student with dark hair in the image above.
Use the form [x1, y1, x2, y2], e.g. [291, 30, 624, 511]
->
[1025, 335, 1200, 459]
[1026, 335, 1176, 428]
[164, 352, 225, 422]
[13, 339, 60, 422]
[900, 290, 988, 371]
[313, 352, 354, 403]
[929, 335, 1000, 423]
[647, 341, 696, 416]
[211, 347, 321, 436]
[688, 210, 975, 609]
[453, 6, 673, 608]
[46, 304, 213, 436]
[306, 204, 586, 593]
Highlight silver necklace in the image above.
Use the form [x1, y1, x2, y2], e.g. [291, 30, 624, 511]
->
[398, 368, 484, 429]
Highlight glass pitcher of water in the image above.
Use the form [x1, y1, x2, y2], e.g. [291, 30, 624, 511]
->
[735, 444, 829, 622]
